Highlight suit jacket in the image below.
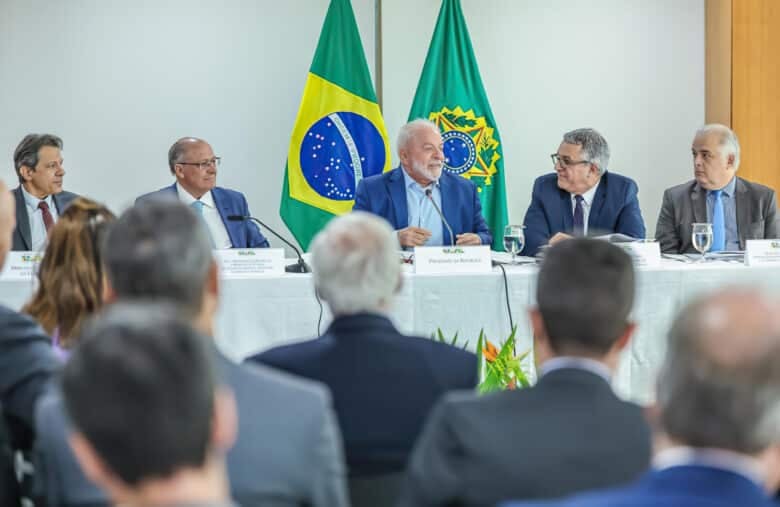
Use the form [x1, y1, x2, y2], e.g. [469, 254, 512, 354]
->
[136, 184, 270, 248]
[522, 172, 646, 256]
[34, 350, 349, 507]
[11, 186, 79, 251]
[655, 177, 778, 253]
[352, 167, 492, 246]
[397, 368, 652, 507]
[247, 313, 478, 477]
[501, 465, 775, 507]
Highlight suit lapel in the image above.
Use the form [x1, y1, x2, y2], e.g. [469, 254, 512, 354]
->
[387, 168, 408, 229]
[439, 174, 455, 245]
[690, 183, 707, 223]
[210, 187, 237, 247]
[734, 177, 750, 248]
[14, 187, 32, 250]
[587, 176, 608, 231]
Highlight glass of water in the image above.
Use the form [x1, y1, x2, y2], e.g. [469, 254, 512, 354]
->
[691, 222, 713, 262]
[503, 225, 526, 264]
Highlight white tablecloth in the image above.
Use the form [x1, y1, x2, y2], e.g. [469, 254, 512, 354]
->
[3, 260, 780, 404]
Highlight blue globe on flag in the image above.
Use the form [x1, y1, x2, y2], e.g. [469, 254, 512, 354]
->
[442, 130, 477, 175]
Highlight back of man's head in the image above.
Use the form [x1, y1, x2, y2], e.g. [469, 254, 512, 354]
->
[103, 200, 213, 318]
[536, 238, 635, 355]
[658, 289, 780, 454]
[311, 211, 401, 316]
[61, 302, 218, 488]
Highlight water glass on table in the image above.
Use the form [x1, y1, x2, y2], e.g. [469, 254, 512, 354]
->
[691, 222, 713, 263]
[503, 225, 525, 264]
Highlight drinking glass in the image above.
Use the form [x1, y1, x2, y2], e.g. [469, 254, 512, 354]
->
[503, 225, 525, 263]
[691, 223, 713, 262]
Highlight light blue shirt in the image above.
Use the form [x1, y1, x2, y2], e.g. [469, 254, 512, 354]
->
[402, 168, 444, 247]
[21, 185, 58, 251]
[706, 176, 739, 251]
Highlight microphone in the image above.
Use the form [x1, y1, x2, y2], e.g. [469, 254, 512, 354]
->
[425, 187, 455, 247]
[226, 215, 310, 273]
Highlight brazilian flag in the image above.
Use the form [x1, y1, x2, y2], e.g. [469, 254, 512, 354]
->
[280, 0, 390, 251]
[409, 0, 508, 251]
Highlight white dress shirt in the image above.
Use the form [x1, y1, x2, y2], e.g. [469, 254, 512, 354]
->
[570, 178, 601, 236]
[21, 185, 59, 251]
[653, 446, 765, 487]
[538, 356, 612, 383]
[176, 186, 232, 249]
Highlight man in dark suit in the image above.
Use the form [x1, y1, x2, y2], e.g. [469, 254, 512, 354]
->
[248, 211, 478, 481]
[522, 128, 645, 256]
[656, 124, 777, 253]
[11, 134, 78, 251]
[353, 119, 492, 247]
[398, 239, 651, 507]
[136, 137, 269, 248]
[503, 288, 780, 507]
[32, 200, 348, 507]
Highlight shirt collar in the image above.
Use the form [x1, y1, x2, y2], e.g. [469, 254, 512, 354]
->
[653, 446, 765, 487]
[538, 356, 612, 382]
[21, 184, 55, 210]
[401, 165, 437, 193]
[709, 175, 737, 197]
[176, 184, 215, 208]
[570, 176, 601, 206]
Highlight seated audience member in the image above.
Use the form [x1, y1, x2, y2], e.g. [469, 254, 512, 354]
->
[248, 212, 477, 487]
[33, 200, 347, 507]
[502, 288, 780, 507]
[22, 197, 115, 359]
[398, 238, 651, 507]
[353, 119, 492, 247]
[11, 134, 79, 251]
[522, 128, 645, 256]
[62, 303, 237, 507]
[136, 137, 270, 248]
[656, 124, 777, 253]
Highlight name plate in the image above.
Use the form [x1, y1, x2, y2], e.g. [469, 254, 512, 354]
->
[745, 240, 780, 267]
[414, 245, 491, 274]
[0, 251, 41, 281]
[618, 241, 661, 268]
[215, 248, 284, 278]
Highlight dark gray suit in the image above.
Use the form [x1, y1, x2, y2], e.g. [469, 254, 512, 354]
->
[398, 368, 652, 507]
[655, 177, 777, 253]
[11, 186, 79, 251]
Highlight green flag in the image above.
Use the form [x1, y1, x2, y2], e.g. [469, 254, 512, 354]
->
[280, 0, 390, 250]
[409, 0, 508, 250]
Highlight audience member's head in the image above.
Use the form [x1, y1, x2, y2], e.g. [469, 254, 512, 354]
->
[62, 302, 236, 506]
[397, 119, 444, 186]
[13, 133, 65, 197]
[0, 180, 16, 268]
[168, 137, 219, 199]
[532, 238, 635, 369]
[311, 211, 401, 316]
[691, 123, 740, 190]
[102, 200, 217, 332]
[22, 197, 115, 348]
[658, 288, 780, 488]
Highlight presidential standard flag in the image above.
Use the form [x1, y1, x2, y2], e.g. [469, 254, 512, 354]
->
[280, 0, 391, 250]
[409, 0, 508, 251]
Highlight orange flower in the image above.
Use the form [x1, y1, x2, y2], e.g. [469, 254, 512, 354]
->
[507, 378, 517, 390]
[482, 339, 498, 362]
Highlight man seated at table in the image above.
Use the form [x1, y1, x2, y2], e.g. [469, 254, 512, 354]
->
[502, 288, 780, 507]
[353, 119, 492, 247]
[247, 212, 477, 495]
[655, 124, 777, 253]
[136, 137, 269, 249]
[397, 238, 651, 507]
[63, 303, 238, 507]
[522, 128, 645, 256]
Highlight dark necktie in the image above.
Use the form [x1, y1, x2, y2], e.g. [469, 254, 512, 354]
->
[38, 201, 54, 233]
[573, 194, 584, 236]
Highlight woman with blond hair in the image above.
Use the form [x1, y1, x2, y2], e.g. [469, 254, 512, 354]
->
[22, 197, 115, 359]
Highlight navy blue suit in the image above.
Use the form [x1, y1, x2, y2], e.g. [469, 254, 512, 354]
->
[136, 184, 269, 248]
[502, 466, 775, 507]
[522, 172, 645, 256]
[247, 313, 478, 476]
[353, 167, 492, 246]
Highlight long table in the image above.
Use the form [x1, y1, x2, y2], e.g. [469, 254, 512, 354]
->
[3, 260, 780, 404]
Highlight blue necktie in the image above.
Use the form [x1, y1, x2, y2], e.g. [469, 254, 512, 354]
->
[711, 189, 725, 252]
[573, 194, 584, 236]
[190, 201, 215, 248]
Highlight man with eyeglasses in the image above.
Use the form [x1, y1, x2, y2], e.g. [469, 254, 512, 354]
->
[522, 128, 645, 256]
[136, 136, 269, 248]
[11, 133, 79, 251]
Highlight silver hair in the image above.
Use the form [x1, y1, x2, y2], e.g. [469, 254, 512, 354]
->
[397, 118, 439, 156]
[168, 137, 207, 175]
[562, 128, 610, 175]
[695, 124, 741, 170]
[311, 211, 401, 316]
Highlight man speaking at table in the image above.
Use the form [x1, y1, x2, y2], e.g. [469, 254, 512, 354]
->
[136, 137, 269, 249]
[352, 119, 492, 247]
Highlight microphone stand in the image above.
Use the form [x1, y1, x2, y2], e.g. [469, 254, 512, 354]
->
[425, 188, 455, 246]
[226, 215, 310, 273]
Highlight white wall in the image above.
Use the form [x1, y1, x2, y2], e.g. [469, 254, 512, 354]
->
[0, 0, 703, 246]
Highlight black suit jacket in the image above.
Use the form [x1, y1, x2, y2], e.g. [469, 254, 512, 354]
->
[398, 367, 652, 507]
[247, 313, 479, 476]
[11, 186, 79, 251]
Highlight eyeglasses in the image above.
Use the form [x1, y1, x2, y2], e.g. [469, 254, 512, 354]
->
[179, 157, 221, 170]
[551, 153, 590, 168]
